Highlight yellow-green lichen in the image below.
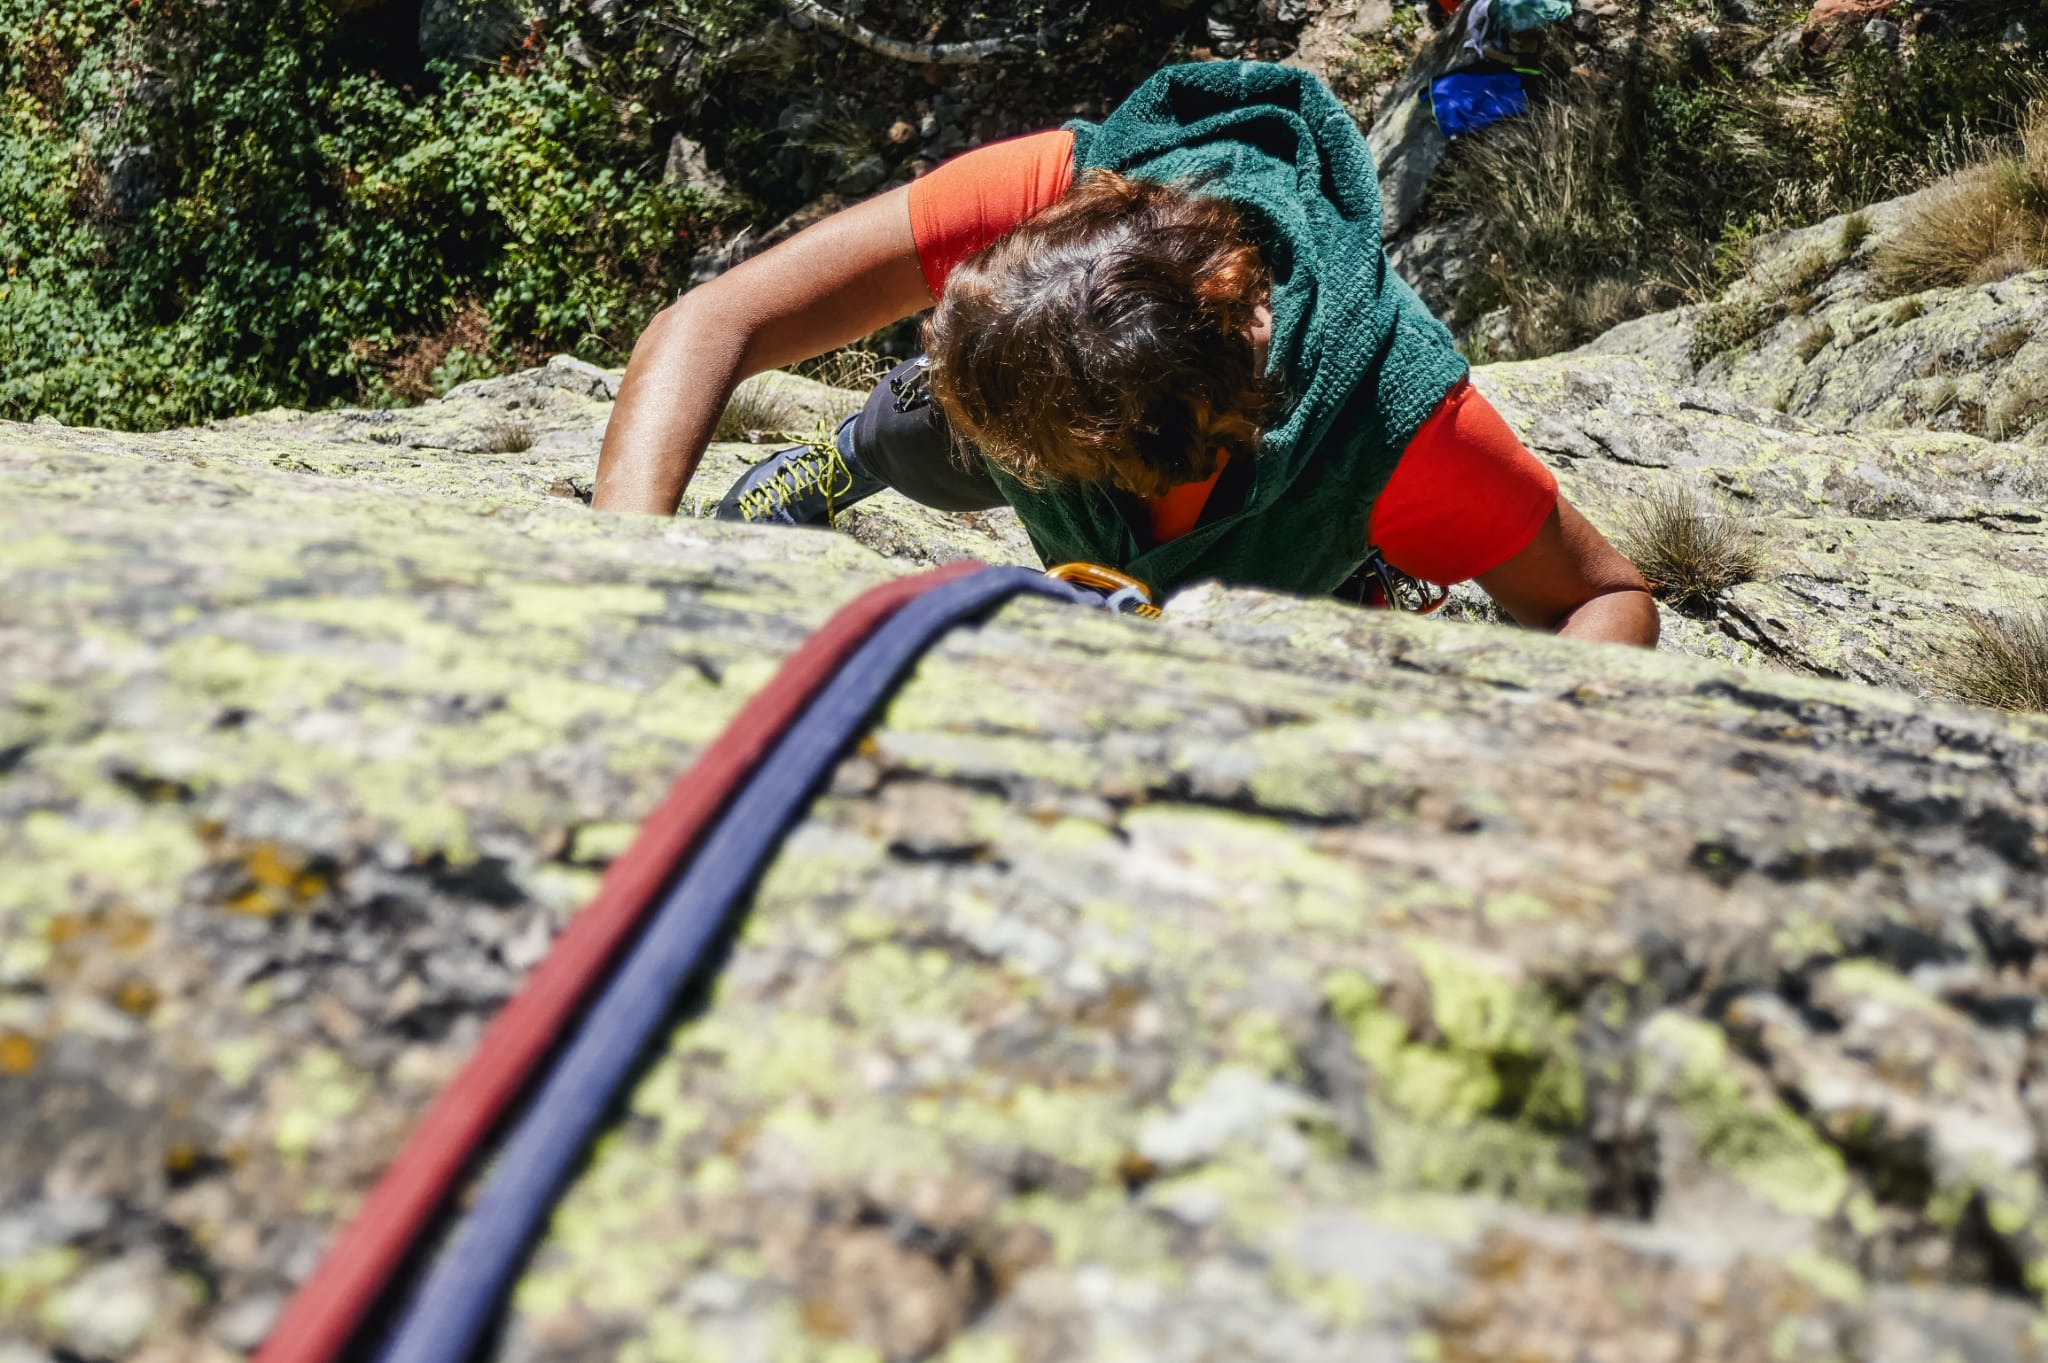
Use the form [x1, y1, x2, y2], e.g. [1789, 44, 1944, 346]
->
[1323, 950, 1585, 1210]
[1641, 1012, 1847, 1220]
[273, 1049, 372, 1162]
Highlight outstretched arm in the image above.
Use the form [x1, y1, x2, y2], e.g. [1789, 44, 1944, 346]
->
[1473, 496, 1660, 646]
[593, 184, 932, 515]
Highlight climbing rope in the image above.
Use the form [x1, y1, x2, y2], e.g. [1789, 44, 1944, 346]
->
[256, 563, 1109, 1363]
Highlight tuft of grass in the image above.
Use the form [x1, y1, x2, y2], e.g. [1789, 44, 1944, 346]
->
[1890, 297, 1928, 325]
[1982, 321, 2032, 361]
[1871, 102, 2048, 298]
[1689, 298, 1784, 368]
[1943, 606, 2048, 712]
[1989, 369, 2048, 441]
[1796, 324, 1836, 363]
[1613, 483, 1767, 615]
[1838, 210, 1875, 257]
[794, 346, 892, 396]
[476, 418, 536, 453]
[713, 377, 806, 443]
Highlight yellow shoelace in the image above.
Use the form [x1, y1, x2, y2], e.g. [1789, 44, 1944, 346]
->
[734, 433, 857, 526]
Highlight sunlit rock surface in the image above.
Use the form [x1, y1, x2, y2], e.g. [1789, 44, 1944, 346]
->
[1584, 188, 2048, 451]
[4, 350, 2048, 1361]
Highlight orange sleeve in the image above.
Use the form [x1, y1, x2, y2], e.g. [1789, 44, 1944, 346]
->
[1366, 379, 1559, 585]
[907, 130, 1076, 298]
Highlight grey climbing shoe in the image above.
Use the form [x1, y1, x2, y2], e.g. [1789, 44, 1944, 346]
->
[713, 418, 883, 526]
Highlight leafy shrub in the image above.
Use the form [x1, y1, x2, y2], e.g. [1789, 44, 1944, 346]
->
[1613, 482, 1766, 615]
[1443, 20, 2048, 359]
[0, 0, 724, 429]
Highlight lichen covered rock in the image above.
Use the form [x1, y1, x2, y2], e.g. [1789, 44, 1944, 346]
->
[1584, 189, 2048, 450]
[5, 373, 2048, 1360]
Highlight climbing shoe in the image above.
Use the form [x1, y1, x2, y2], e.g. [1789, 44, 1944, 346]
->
[713, 418, 884, 527]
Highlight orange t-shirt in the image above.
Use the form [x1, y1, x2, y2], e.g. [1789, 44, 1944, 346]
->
[905, 132, 1558, 583]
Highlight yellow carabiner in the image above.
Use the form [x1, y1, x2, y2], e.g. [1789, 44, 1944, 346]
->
[1043, 562, 1163, 619]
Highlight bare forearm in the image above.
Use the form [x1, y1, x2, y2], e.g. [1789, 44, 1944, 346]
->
[1556, 588, 1660, 647]
[593, 298, 748, 516]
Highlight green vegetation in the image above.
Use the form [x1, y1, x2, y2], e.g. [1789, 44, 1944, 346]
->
[0, 0, 737, 428]
[1441, 13, 2048, 356]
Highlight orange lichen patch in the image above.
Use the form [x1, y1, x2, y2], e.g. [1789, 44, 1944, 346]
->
[247, 844, 297, 889]
[44, 913, 85, 943]
[0, 1030, 38, 1075]
[114, 979, 162, 1017]
[223, 842, 332, 915]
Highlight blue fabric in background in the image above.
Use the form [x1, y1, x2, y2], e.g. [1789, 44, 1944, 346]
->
[1430, 70, 1528, 138]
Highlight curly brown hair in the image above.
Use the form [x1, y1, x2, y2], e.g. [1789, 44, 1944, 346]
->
[922, 170, 1276, 500]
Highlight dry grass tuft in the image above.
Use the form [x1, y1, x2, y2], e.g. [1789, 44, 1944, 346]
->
[477, 417, 536, 453]
[795, 346, 892, 396]
[714, 377, 807, 443]
[1872, 102, 2048, 298]
[1990, 369, 2048, 441]
[1838, 210, 1874, 257]
[1943, 606, 2048, 712]
[1796, 323, 1836, 363]
[1613, 483, 1767, 615]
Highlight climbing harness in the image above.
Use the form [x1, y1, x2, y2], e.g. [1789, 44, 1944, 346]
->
[1367, 552, 1450, 615]
[255, 562, 1117, 1363]
[887, 353, 934, 413]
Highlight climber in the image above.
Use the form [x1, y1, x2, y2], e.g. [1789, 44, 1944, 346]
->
[593, 61, 1658, 647]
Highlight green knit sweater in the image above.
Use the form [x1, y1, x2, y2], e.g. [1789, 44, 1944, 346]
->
[986, 61, 1470, 598]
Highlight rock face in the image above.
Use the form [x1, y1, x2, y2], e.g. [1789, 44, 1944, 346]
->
[5, 342, 2048, 1362]
[1584, 194, 2048, 450]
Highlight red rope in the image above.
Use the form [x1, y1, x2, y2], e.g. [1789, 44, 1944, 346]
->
[256, 560, 985, 1363]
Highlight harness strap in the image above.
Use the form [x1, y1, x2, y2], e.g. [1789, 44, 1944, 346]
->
[256, 560, 988, 1363]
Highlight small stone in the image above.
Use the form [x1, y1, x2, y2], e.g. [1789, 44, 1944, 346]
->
[887, 119, 916, 146]
[663, 133, 728, 198]
[53, 1258, 157, 1357]
[835, 153, 889, 197]
[212, 1292, 284, 1352]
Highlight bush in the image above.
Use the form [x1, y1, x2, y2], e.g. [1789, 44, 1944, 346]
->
[0, 0, 725, 429]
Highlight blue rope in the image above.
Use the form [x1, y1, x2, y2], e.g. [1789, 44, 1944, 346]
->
[374, 566, 1094, 1363]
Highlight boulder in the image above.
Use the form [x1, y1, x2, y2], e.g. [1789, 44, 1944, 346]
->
[418, 0, 532, 66]
[6, 351, 2048, 1357]
[1801, 0, 1893, 55]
